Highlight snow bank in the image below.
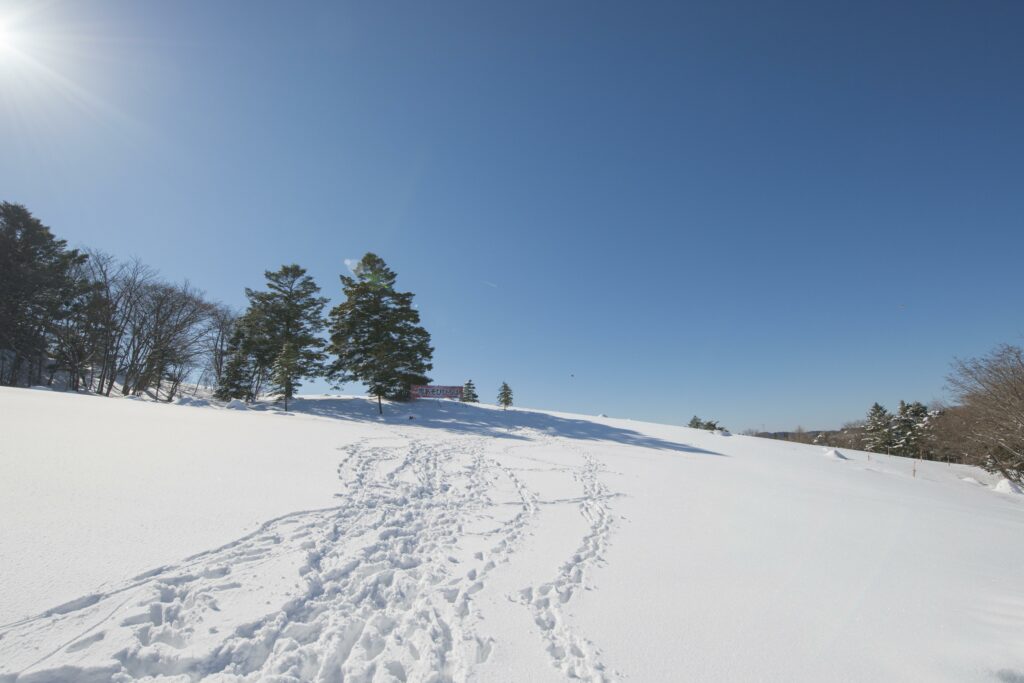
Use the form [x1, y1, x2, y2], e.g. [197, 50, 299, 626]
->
[225, 397, 248, 410]
[994, 478, 1024, 495]
[823, 448, 849, 460]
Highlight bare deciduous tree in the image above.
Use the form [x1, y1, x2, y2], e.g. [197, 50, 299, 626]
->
[947, 344, 1024, 481]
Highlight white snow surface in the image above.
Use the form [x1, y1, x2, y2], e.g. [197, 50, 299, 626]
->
[2, 387, 1023, 682]
[823, 448, 850, 460]
[994, 478, 1023, 495]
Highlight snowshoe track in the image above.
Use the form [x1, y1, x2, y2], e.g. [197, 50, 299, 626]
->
[0, 430, 620, 683]
[516, 436, 618, 682]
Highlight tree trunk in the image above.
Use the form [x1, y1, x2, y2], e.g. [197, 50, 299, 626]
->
[378, 394, 382, 415]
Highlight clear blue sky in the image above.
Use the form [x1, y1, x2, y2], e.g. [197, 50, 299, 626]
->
[2, 0, 1022, 431]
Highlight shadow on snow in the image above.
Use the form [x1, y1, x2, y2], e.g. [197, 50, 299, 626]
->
[272, 396, 723, 457]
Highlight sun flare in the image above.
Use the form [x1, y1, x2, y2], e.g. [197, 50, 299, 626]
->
[0, 17, 22, 58]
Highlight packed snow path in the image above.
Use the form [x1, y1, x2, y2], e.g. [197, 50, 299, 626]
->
[3, 389, 1024, 682]
[0, 425, 623, 682]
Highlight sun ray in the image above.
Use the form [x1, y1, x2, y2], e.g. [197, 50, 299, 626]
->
[0, 3, 143, 139]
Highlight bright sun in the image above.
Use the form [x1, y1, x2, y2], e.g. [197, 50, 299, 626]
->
[0, 18, 26, 63]
[0, 21, 14, 53]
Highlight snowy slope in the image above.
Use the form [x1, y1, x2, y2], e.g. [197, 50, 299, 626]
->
[1, 387, 1023, 682]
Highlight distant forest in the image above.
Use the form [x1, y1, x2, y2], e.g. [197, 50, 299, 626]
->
[736, 350, 1024, 483]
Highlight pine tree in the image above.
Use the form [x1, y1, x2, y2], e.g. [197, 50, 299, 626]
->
[461, 379, 479, 403]
[0, 202, 87, 386]
[688, 416, 703, 429]
[891, 400, 913, 456]
[917, 408, 940, 460]
[893, 400, 930, 457]
[863, 402, 895, 454]
[271, 342, 300, 411]
[498, 382, 513, 410]
[250, 264, 328, 377]
[327, 253, 433, 414]
[215, 265, 327, 402]
[215, 313, 261, 401]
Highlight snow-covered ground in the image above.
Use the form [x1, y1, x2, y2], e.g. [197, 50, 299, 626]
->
[1, 387, 1023, 682]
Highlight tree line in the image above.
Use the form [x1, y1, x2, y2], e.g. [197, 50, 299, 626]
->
[751, 345, 1024, 483]
[0, 202, 434, 411]
[1, 202, 234, 399]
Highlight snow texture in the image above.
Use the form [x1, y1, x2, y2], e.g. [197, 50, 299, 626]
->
[1, 387, 1023, 682]
[994, 478, 1023, 495]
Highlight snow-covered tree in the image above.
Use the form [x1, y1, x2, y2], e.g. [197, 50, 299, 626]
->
[461, 379, 479, 403]
[498, 382, 513, 410]
[863, 403, 895, 454]
[327, 254, 433, 413]
[892, 400, 930, 457]
[688, 416, 703, 429]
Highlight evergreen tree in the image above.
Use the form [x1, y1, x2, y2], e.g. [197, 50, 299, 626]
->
[214, 313, 261, 401]
[271, 342, 300, 411]
[498, 382, 513, 410]
[327, 253, 433, 414]
[215, 265, 327, 402]
[461, 379, 479, 403]
[893, 400, 930, 457]
[688, 416, 703, 429]
[250, 264, 328, 377]
[917, 408, 940, 460]
[863, 402, 895, 454]
[50, 259, 102, 391]
[0, 203, 86, 386]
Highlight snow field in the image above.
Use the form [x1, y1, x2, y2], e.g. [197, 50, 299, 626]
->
[2, 388, 1023, 682]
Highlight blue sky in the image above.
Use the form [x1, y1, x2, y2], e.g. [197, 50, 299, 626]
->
[1, 0, 1022, 431]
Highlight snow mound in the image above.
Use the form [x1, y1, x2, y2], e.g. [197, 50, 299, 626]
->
[961, 477, 983, 486]
[823, 449, 849, 460]
[176, 396, 210, 408]
[993, 478, 1023, 495]
[225, 398, 248, 410]
[714, 429, 731, 436]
